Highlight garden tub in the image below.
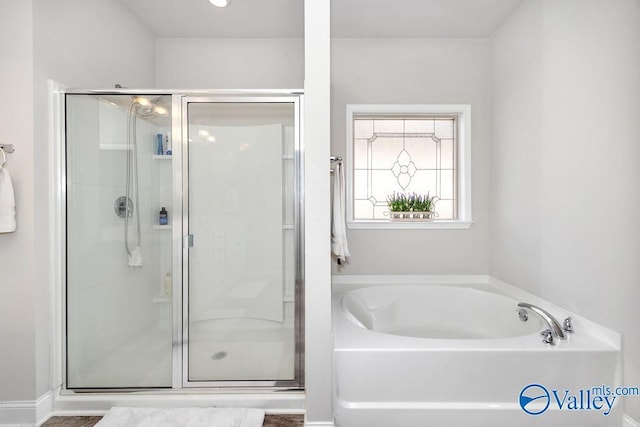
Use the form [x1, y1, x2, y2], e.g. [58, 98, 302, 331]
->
[332, 279, 622, 427]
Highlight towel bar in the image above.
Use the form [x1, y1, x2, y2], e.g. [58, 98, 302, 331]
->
[330, 156, 342, 173]
[0, 144, 15, 154]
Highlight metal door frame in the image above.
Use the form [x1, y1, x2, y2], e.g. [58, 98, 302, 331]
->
[177, 94, 304, 389]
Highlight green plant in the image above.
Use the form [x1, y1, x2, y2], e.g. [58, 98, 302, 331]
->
[386, 191, 437, 212]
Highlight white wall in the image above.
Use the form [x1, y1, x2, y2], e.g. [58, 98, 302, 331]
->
[156, 38, 304, 89]
[331, 39, 491, 275]
[490, 0, 544, 295]
[0, 0, 35, 411]
[491, 0, 640, 420]
[304, 1, 333, 424]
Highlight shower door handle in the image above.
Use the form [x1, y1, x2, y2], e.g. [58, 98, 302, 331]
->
[185, 234, 194, 248]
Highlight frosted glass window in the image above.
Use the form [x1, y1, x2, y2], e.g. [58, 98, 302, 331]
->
[351, 116, 457, 221]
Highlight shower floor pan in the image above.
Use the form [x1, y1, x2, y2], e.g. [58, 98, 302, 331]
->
[68, 316, 294, 389]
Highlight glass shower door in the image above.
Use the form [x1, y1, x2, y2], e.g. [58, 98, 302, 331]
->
[183, 97, 302, 387]
[65, 94, 173, 389]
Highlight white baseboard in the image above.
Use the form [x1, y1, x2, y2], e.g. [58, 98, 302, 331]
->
[625, 414, 640, 427]
[0, 391, 53, 427]
[35, 392, 52, 426]
[304, 423, 335, 427]
[0, 399, 35, 426]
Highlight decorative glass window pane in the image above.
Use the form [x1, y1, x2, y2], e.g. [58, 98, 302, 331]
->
[351, 115, 458, 221]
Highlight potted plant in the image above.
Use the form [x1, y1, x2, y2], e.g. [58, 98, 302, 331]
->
[386, 191, 438, 221]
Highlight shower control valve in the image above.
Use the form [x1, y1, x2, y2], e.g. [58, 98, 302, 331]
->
[114, 196, 133, 219]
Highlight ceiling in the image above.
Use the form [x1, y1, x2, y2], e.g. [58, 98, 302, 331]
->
[332, 0, 526, 38]
[118, 0, 303, 38]
[118, 0, 525, 39]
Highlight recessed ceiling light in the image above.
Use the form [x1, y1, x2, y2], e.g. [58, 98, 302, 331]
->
[209, 0, 231, 7]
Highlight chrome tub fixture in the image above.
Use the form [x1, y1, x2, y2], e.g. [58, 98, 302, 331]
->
[517, 302, 568, 345]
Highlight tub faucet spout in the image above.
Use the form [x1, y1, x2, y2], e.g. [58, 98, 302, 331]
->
[517, 302, 566, 340]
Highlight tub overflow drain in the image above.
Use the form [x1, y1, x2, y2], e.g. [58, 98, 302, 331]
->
[211, 351, 228, 361]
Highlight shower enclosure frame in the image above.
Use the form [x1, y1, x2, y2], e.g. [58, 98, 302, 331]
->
[179, 94, 305, 389]
[57, 88, 305, 394]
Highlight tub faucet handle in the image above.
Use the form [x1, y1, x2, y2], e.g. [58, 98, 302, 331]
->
[563, 317, 574, 333]
[540, 329, 555, 345]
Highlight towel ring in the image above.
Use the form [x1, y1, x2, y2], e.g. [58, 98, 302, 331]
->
[0, 147, 6, 168]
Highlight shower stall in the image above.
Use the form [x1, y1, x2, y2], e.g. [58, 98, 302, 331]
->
[64, 91, 303, 391]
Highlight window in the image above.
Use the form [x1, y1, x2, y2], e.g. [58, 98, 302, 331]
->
[346, 105, 472, 229]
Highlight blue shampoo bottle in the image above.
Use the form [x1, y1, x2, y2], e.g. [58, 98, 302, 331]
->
[156, 133, 164, 155]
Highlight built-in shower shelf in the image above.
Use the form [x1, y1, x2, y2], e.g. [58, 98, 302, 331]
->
[153, 224, 172, 230]
[153, 155, 172, 160]
[99, 144, 132, 150]
[153, 296, 172, 304]
[283, 224, 294, 230]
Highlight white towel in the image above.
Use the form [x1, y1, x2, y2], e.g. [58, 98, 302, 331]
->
[0, 167, 16, 233]
[331, 161, 350, 264]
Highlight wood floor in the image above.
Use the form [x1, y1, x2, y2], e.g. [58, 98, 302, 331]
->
[41, 414, 305, 426]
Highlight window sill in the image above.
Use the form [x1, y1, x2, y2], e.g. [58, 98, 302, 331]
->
[347, 220, 473, 230]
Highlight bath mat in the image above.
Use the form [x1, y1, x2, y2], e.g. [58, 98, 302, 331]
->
[95, 407, 265, 427]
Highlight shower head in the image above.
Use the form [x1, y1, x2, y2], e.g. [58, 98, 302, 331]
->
[131, 97, 169, 117]
[136, 107, 156, 117]
[153, 106, 168, 115]
[133, 96, 151, 107]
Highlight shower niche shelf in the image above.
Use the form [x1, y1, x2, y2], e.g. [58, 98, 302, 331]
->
[153, 154, 172, 160]
[99, 144, 133, 151]
[153, 224, 172, 230]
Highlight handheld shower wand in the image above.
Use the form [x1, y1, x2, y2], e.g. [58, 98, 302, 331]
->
[125, 99, 143, 268]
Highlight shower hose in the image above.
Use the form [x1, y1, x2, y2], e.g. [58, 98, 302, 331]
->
[125, 100, 142, 258]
